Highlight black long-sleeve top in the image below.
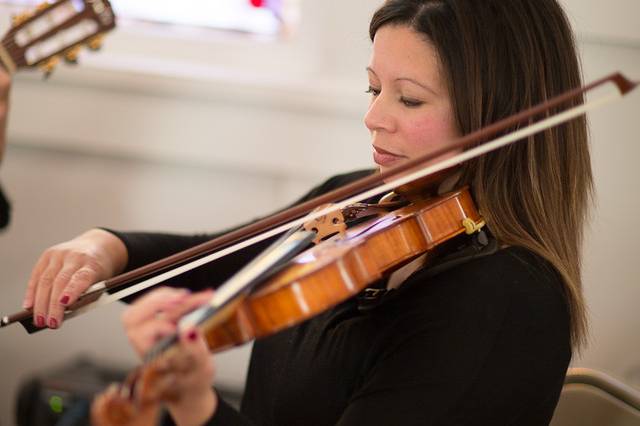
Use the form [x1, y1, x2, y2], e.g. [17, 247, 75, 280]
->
[110, 170, 571, 426]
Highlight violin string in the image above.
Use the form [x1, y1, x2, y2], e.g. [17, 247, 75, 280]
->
[60, 83, 626, 321]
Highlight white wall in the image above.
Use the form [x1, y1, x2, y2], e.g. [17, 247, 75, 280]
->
[0, 1, 638, 424]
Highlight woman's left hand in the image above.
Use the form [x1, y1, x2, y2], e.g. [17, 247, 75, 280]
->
[121, 287, 219, 425]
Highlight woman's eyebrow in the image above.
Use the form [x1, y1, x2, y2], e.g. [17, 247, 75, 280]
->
[366, 67, 438, 96]
[396, 77, 439, 96]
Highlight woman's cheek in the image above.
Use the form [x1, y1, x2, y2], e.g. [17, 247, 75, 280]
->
[406, 117, 453, 156]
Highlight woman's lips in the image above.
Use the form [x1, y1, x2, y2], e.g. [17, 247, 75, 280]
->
[372, 145, 405, 166]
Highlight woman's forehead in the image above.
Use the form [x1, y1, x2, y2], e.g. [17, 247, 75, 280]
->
[370, 26, 443, 82]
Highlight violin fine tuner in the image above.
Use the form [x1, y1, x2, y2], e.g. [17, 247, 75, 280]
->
[462, 217, 486, 235]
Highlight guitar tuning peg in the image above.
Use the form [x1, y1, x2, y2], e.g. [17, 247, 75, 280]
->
[35, 1, 51, 12]
[64, 46, 82, 64]
[87, 34, 104, 51]
[11, 12, 31, 27]
[40, 56, 60, 79]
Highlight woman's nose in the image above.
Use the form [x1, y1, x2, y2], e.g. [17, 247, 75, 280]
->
[364, 95, 394, 133]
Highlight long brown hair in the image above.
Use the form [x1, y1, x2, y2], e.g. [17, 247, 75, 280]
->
[370, 0, 593, 350]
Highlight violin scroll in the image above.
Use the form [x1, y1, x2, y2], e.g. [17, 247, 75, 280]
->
[91, 368, 164, 426]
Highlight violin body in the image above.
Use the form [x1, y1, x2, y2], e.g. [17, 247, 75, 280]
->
[201, 186, 483, 352]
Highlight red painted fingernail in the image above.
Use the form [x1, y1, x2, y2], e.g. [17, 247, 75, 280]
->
[35, 315, 45, 328]
[49, 318, 58, 329]
[187, 330, 198, 341]
[59, 295, 70, 305]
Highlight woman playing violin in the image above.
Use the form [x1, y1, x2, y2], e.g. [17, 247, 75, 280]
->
[23, 0, 592, 424]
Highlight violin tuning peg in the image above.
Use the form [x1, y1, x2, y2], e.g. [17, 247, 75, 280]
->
[40, 56, 60, 79]
[64, 46, 81, 64]
[87, 34, 104, 51]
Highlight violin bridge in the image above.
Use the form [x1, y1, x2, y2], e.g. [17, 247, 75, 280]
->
[303, 204, 347, 245]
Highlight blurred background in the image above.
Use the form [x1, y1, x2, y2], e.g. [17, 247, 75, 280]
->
[0, 0, 638, 424]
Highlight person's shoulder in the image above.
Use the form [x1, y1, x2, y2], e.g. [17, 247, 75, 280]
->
[436, 245, 562, 294]
[372, 245, 571, 367]
[401, 245, 568, 322]
[473, 246, 565, 302]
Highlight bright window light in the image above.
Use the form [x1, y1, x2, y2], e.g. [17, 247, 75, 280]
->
[1, 0, 298, 36]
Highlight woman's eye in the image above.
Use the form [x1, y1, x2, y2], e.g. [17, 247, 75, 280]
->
[400, 97, 424, 108]
[365, 86, 380, 96]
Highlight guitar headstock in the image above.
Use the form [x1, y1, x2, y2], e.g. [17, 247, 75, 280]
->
[0, 0, 116, 75]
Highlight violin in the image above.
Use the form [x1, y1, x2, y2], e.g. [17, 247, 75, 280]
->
[186, 186, 484, 352]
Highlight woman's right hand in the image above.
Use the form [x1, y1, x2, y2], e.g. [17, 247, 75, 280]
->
[23, 228, 128, 329]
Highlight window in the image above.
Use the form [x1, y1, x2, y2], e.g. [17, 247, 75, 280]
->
[1, 0, 299, 37]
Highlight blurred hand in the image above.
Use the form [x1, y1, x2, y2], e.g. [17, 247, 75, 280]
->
[121, 287, 218, 425]
[121, 287, 213, 358]
[23, 228, 128, 329]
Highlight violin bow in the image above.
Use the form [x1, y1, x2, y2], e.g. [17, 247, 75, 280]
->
[2, 72, 637, 331]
